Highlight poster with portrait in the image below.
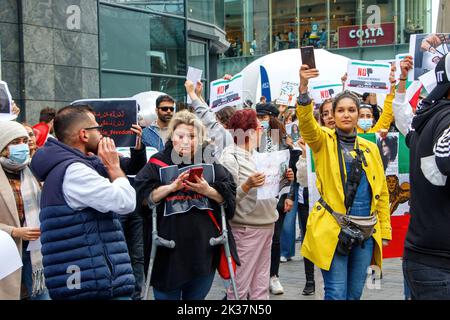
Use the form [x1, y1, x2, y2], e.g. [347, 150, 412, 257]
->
[285, 122, 300, 144]
[408, 33, 450, 81]
[254, 149, 290, 200]
[72, 99, 138, 147]
[376, 132, 399, 176]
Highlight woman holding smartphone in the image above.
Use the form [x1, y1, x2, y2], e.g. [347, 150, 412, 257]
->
[134, 110, 238, 300]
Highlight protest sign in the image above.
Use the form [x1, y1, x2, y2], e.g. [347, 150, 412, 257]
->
[309, 82, 343, 104]
[306, 133, 410, 258]
[408, 33, 450, 81]
[0, 81, 14, 121]
[276, 81, 299, 107]
[72, 99, 138, 147]
[186, 67, 203, 104]
[254, 149, 290, 200]
[285, 123, 300, 144]
[0, 230, 22, 280]
[209, 74, 243, 112]
[345, 60, 391, 94]
[159, 164, 215, 216]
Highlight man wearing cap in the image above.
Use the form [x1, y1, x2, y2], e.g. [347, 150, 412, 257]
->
[394, 54, 450, 299]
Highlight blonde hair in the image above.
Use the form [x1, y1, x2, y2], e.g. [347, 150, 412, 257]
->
[168, 110, 207, 144]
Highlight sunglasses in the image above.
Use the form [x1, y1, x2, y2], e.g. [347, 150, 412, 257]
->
[84, 125, 103, 131]
[158, 106, 175, 112]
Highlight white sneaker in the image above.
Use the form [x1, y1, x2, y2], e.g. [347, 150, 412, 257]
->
[280, 256, 288, 263]
[269, 276, 284, 295]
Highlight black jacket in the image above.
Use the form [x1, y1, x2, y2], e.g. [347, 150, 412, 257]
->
[134, 141, 238, 291]
[404, 99, 450, 268]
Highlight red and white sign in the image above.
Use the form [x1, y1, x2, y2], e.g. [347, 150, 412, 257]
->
[338, 22, 395, 48]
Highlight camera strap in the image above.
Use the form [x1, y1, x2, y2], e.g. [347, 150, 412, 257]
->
[336, 135, 366, 215]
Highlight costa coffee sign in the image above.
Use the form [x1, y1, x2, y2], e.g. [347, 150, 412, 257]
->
[338, 22, 395, 48]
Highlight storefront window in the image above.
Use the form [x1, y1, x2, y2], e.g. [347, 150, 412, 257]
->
[101, 72, 151, 98]
[103, 0, 185, 16]
[150, 77, 186, 102]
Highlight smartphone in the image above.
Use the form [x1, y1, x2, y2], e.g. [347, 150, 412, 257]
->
[301, 46, 316, 69]
[187, 167, 204, 183]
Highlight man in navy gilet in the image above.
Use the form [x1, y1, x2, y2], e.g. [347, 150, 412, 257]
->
[31, 105, 136, 300]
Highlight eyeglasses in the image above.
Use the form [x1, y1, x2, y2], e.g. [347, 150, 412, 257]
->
[84, 125, 103, 131]
[158, 106, 175, 112]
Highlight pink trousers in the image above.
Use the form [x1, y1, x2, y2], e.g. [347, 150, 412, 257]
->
[227, 225, 274, 300]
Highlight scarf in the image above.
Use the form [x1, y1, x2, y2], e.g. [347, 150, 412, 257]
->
[336, 128, 357, 162]
[0, 157, 47, 297]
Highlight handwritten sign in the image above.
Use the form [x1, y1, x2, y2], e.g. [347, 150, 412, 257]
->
[254, 150, 290, 200]
[0, 81, 14, 121]
[72, 99, 138, 147]
[276, 81, 299, 107]
[345, 60, 391, 94]
[309, 82, 343, 104]
[209, 74, 243, 112]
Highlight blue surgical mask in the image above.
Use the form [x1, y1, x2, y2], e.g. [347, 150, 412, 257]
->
[261, 121, 270, 130]
[8, 143, 30, 164]
[358, 118, 373, 132]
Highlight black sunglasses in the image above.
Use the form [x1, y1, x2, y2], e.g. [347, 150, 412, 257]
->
[84, 125, 103, 131]
[157, 106, 175, 112]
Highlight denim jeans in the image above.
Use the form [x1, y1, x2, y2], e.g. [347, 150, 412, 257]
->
[21, 248, 50, 300]
[321, 237, 374, 300]
[120, 211, 145, 300]
[153, 272, 216, 300]
[403, 258, 450, 300]
[321, 163, 373, 300]
[280, 183, 298, 259]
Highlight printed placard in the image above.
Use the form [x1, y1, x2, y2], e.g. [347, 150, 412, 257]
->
[345, 60, 391, 94]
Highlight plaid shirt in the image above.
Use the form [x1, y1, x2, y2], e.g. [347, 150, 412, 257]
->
[5, 172, 25, 226]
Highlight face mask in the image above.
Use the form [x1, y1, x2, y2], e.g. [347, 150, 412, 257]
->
[8, 143, 30, 164]
[261, 121, 270, 130]
[357, 118, 373, 131]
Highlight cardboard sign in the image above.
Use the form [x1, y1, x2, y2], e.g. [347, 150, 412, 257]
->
[276, 81, 299, 107]
[0, 81, 14, 121]
[338, 22, 395, 48]
[159, 164, 215, 216]
[408, 33, 450, 81]
[209, 74, 243, 112]
[254, 149, 290, 200]
[186, 67, 203, 104]
[309, 82, 343, 104]
[72, 99, 138, 147]
[345, 60, 391, 94]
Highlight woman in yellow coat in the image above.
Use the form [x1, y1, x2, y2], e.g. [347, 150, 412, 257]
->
[296, 65, 392, 300]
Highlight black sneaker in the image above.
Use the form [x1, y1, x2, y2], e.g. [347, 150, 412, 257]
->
[302, 281, 315, 296]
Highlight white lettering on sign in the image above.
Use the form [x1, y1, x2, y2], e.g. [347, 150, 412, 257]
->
[436, 70, 444, 83]
[66, 5, 81, 30]
[349, 28, 384, 39]
[366, 5, 381, 29]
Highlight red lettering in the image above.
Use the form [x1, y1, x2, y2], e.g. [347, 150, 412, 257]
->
[358, 68, 367, 77]
[320, 90, 330, 99]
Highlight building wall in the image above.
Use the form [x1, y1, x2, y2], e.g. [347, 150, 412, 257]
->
[0, 0, 100, 124]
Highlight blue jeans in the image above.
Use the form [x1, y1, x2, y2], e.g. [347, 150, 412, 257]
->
[281, 183, 298, 259]
[153, 272, 215, 300]
[21, 248, 50, 300]
[321, 163, 373, 300]
[321, 237, 374, 300]
[403, 258, 450, 300]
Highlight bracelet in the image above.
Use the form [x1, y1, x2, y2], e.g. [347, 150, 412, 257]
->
[399, 78, 407, 81]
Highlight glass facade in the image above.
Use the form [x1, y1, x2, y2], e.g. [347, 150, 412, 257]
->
[99, 1, 226, 102]
[222, 0, 432, 58]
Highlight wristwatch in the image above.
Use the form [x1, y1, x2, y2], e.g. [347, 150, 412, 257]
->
[297, 92, 312, 106]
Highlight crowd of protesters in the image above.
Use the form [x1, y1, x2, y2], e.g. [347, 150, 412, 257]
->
[0, 50, 449, 301]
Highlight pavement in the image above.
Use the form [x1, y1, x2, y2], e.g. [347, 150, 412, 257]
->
[206, 241, 406, 300]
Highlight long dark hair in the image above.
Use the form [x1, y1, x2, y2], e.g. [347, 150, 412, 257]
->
[377, 135, 398, 170]
[268, 115, 287, 145]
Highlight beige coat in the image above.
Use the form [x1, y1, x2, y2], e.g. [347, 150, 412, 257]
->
[0, 167, 23, 300]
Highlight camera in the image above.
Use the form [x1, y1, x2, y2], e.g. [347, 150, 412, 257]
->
[336, 224, 365, 256]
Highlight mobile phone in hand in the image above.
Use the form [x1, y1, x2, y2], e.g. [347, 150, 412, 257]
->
[301, 46, 316, 69]
[187, 167, 204, 183]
